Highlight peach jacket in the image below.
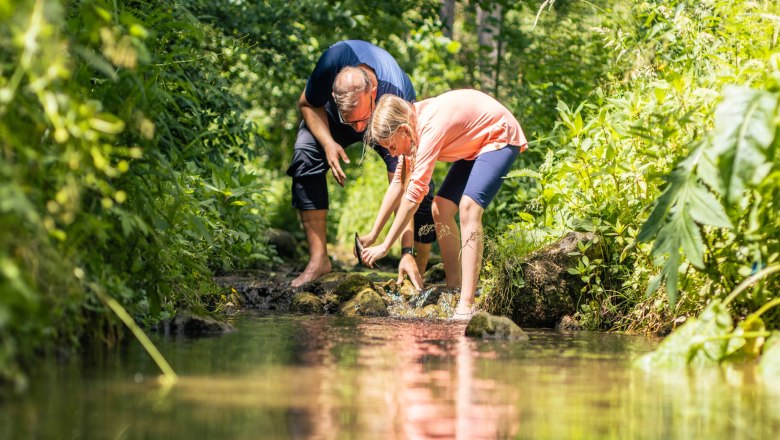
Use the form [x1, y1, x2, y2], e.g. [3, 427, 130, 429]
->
[392, 89, 528, 203]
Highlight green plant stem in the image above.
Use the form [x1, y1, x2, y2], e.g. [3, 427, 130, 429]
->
[90, 283, 178, 386]
[746, 297, 780, 326]
[694, 331, 772, 343]
[723, 263, 780, 306]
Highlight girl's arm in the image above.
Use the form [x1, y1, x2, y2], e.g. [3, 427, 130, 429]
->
[362, 197, 420, 267]
[359, 180, 404, 246]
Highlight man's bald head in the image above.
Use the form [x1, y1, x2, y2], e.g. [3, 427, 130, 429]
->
[333, 66, 372, 116]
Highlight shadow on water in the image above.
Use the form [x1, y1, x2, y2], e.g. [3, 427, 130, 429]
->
[3, 314, 780, 439]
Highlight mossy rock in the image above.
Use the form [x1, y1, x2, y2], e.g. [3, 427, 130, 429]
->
[415, 304, 444, 319]
[322, 292, 341, 313]
[555, 315, 582, 331]
[311, 272, 351, 294]
[340, 287, 388, 317]
[465, 312, 529, 341]
[398, 279, 417, 299]
[169, 311, 234, 337]
[290, 292, 324, 314]
[485, 231, 601, 328]
[333, 273, 376, 302]
[381, 279, 399, 295]
[424, 263, 446, 284]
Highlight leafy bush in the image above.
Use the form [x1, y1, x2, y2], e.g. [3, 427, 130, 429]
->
[0, 0, 278, 386]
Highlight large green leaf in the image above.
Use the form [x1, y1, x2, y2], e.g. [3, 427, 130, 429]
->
[634, 300, 733, 370]
[704, 86, 779, 204]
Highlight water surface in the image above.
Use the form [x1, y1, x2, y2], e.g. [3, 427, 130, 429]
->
[3, 314, 780, 439]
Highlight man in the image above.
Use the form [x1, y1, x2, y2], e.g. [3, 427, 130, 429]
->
[287, 40, 435, 288]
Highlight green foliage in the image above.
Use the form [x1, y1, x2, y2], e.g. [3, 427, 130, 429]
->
[637, 264, 780, 370]
[0, 0, 279, 385]
[482, 0, 780, 332]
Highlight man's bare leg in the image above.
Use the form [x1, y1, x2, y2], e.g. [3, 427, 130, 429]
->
[291, 209, 331, 288]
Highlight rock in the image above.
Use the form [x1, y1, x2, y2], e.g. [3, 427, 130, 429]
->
[305, 272, 350, 294]
[424, 263, 446, 284]
[408, 286, 443, 309]
[555, 315, 581, 331]
[214, 271, 295, 312]
[266, 228, 298, 259]
[322, 292, 341, 313]
[415, 304, 444, 319]
[332, 273, 376, 302]
[290, 292, 324, 314]
[465, 312, 529, 340]
[381, 279, 399, 295]
[169, 311, 234, 337]
[340, 287, 389, 317]
[398, 279, 417, 299]
[486, 231, 601, 328]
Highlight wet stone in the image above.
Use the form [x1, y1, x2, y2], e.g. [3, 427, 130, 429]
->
[556, 315, 582, 331]
[398, 279, 417, 299]
[340, 287, 389, 317]
[415, 304, 445, 319]
[332, 273, 376, 302]
[290, 292, 324, 314]
[465, 312, 529, 341]
[167, 311, 234, 337]
[423, 263, 446, 284]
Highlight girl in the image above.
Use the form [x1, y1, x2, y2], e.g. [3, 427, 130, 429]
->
[358, 89, 527, 319]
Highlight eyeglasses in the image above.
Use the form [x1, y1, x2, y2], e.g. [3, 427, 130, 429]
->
[337, 97, 374, 127]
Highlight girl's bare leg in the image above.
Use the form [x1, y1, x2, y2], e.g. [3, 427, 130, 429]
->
[432, 196, 461, 289]
[455, 196, 484, 314]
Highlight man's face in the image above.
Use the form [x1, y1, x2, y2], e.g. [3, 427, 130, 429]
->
[338, 92, 374, 132]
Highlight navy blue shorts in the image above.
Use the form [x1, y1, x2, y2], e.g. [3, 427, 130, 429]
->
[286, 104, 436, 243]
[436, 145, 520, 208]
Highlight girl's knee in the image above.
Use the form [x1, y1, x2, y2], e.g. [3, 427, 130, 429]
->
[459, 196, 484, 222]
[432, 197, 457, 222]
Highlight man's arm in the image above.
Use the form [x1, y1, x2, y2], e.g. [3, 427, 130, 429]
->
[298, 90, 349, 186]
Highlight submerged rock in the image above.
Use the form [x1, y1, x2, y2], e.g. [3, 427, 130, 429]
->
[290, 292, 324, 314]
[465, 312, 529, 340]
[415, 304, 445, 319]
[340, 287, 389, 317]
[167, 311, 234, 337]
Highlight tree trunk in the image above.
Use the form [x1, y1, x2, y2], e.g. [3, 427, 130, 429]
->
[439, 0, 456, 39]
[476, 3, 503, 94]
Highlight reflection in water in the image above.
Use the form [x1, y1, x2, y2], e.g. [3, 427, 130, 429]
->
[3, 314, 780, 439]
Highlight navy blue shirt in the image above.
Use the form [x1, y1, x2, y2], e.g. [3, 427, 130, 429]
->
[305, 40, 416, 121]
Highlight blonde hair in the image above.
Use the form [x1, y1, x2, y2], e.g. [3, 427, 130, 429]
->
[364, 94, 417, 188]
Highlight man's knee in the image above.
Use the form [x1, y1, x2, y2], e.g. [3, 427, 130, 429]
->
[292, 174, 329, 210]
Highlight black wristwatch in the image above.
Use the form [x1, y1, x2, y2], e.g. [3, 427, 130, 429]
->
[401, 247, 416, 257]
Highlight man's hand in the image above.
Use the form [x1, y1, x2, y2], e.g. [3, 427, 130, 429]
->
[324, 141, 350, 187]
[397, 253, 423, 290]
[361, 243, 388, 268]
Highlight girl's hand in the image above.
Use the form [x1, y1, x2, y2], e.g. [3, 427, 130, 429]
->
[361, 244, 388, 268]
[358, 233, 376, 248]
